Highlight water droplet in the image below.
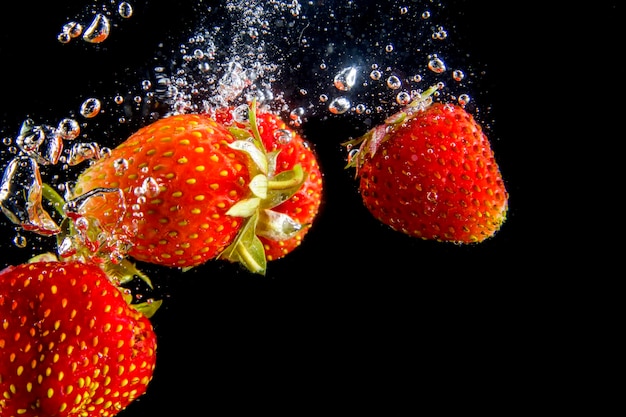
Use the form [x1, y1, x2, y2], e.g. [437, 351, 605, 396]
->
[427, 56, 446, 74]
[62, 21, 83, 38]
[83, 13, 110, 44]
[386, 75, 402, 90]
[114, 158, 129, 173]
[0, 156, 60, 235]
[57, 118, 80, 141]
[385, 44, 394, 53]
[328, 97, 351, 115]
[16, 121, 63, 165]
[370, 70, 382, 81]
[452, 69, 465, 82]
[68, 142, 101, 165]
[118, 2, 134, 19]
[274, 129, 293, 145]
[396, 91, 411, 106]
[458, 94, 471, 105]
[80, 98, 102, 118]
[13, 233, 27, 248]
[334, 67, 358, 91]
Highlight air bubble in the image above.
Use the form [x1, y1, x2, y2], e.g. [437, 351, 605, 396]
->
[57, 118, 80, 141]
[274, 129, 293, 145]
[13, 233, 27, 248]
[82, 13, 110, 44]
[396, 92, 411, 106]
[328, 97, 351, 115]
[334, 67, 358, 91]
[427, 56, 446, 74]
[386, 75, 402, 90]
[80, 98, 102, 118]
[118, 2, 134, 18]
[114, 158, 129, 173]
[452, 70, 465, 82]
[458, 94, 470, 105]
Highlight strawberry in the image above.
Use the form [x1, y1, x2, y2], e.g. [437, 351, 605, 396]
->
[67, 104, 321, 275]
[345, 88, 508, 243]
[214, 104, 324, 262]
[70, 114, 252, 269]
[0, 260, 157, 417]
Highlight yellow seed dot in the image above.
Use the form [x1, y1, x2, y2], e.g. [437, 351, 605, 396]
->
[172, 191, 183, 198]
[194, 147, 204, 153]
[186, 178, 197, 185]
[219, 170, 228, 177]
[162, 150, 174, 157]
[178, 156, 188, 164]
[195, 165, 205, 172]
[210, 183, 219, 190]
[194, 195, 205, 201]
[210, 155, 219, 162]
[191, 208, 201, 214]
[179, 139, 190, 145]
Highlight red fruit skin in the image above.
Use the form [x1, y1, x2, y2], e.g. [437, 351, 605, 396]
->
[254, 112, 323, 260]
[0, 261, 157, 417]
[216, 108, 324, 261]
[73, 114, 251, 268]
[358, 102, 508, 243]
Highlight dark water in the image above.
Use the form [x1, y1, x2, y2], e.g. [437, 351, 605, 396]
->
[0, 0, 548, 414]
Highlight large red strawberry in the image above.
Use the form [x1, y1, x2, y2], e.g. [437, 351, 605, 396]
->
[68, 106, 320, 275]
[70, 114, 252, 269]
[0, 260, 157, 417]
[214, 104, 323, 262]
[345, 89, 508, 243]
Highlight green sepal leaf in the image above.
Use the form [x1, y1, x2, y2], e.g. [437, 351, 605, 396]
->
[228, 126, 254, 141]
[228, 139, 268, 175]
[256, 209, 302, 241]
[132, 299, 163, 319]
[218, 213, 266, 275]
[226, 197, 261, 217]
[103, 258, 154, 288]
[248, 174, 268, 199]
[263, 164, 306, 209]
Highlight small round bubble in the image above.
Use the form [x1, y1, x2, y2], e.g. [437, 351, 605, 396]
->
[452, 70, 465, 82]
[57, 118, 80, 140]
[13, 233, 27, 248]
[328, 97, 351, 115]
[428, 56, 446, 74]
[386, 75, 402, 90]
[118, 2, 133, 18]
[396, 91, 411, 106]
[80, 98, 102, 118]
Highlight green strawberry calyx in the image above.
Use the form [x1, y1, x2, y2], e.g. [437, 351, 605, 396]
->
[217, 99, 308, 275]
[343, 84, 439, 176]
[38, 183, 162, 318]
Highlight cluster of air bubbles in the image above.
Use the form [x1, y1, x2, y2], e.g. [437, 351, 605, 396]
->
[0, 90, 120, 241]
[57, 1, 133, 44]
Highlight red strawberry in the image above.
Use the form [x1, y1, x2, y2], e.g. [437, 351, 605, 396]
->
[70, 114, 252, 269]
[214, 104, 323, 261]
[0, 260, 157, 417]
[345, 90, 508, 243]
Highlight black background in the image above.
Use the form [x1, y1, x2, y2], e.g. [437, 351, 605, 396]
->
[1, 0, 615, 414]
